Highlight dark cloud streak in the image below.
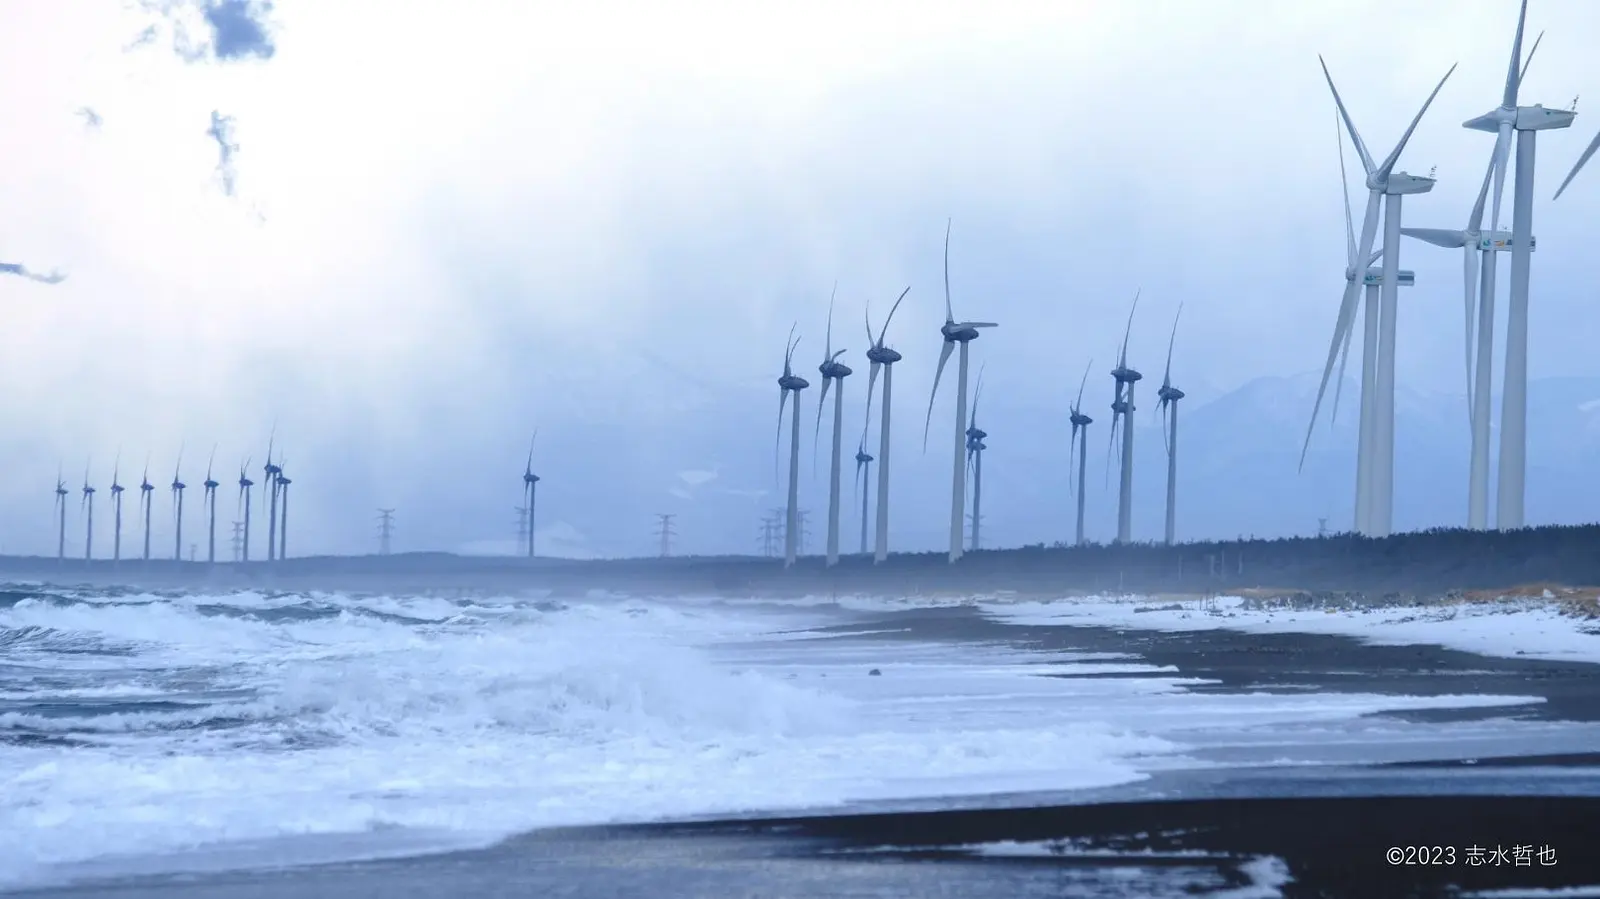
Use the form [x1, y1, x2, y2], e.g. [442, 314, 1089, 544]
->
[76, 107, 102, 130]
[0, 263, 67, 285]
[207, 110, 240, 197]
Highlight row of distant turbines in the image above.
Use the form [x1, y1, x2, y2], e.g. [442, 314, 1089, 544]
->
[777, 220, 1189, 568]
[51, 442, 291, 564]
[1303, 0, 1598, 538]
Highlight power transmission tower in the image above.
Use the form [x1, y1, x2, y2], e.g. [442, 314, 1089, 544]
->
[794, 509, 812, 555]
[230, 521, 244, 562]
[655, 513, 677, 557]
[377, 508, 396, 555]
[758, 511, 781, 557]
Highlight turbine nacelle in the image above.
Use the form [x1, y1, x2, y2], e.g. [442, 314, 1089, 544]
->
[204, 479, 220, 490]
[854, 449, 873, 464]
[278, 477, 292, 487]
[172, 480, 186, 491]
[110, 483, 125, 495]
[778, 374, 810, 392]
[1111, 366, 1143, 384]
[966, 426, 987, 442]
[1346, 267, 1417, 287]
[1158, 385, 1186, 404]
[819, 358, 852, 380]
[1383, 171, 1436, 196]
[1070, 410, 1093, 428]
[1111, 399, 1132, 415]
[1466, 105, 1577, 133]
[941, 321, 995, 343]
[865, 346, 902, 365]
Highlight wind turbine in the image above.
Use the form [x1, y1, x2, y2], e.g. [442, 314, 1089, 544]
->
[922, 220, 997, 563]
[1068, 360, 1093, 547]
[109, 456, 125, 564]
[263, 433, 281, 561]
[813, 287, 852, 567]
[862, 286, 910, 564]
[1156, 306, 1186, 547]
[53, 468, 68, 562]
[964, 366, 988, 552]
[854, 440, 873, 555]
[1461, 0, 1574, 531]
[1303, 56, 1456, 539]
[171, 452, 186, 562]
[238, 459, 253, 562]
[522, 431, 540, 558]
[276, 462, 291, 559]
[1107, 292, 1141, 545]
[203, 446, 219, 564]
[774, 326, 809, 568]
[139, 461, 153, 561]
[81, 463, 96, 561]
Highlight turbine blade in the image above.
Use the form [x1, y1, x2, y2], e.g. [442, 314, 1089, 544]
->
[942, 219, 955, 324]
[783, 325, 800, 376]
[206, 443, 216, 480]
[1491, 124, 1512, 226]
[923, 340, 955, 451]
[1462, 244, 1480, 424]
[864, 360, 881, 438]
[1074, 358, 1093, 409]
[1301, 189, 1382, 471]
[1067, 422, 1079, 499]
[1504, 0, 1528, 109]
[1466, 147, 1498, 232]
[1335, 105, 1357, 265]
[824, 281, 836, 358]
[880, 286, 911, 345]
[1553, 128, 1600, 200]
[1400, 227, 1467, 249]
[970, 364, 985, 427]
[1519, 30, 1543, 88]
[1330, 307, 1356, 424]
[1118, 290, 1140, 367]
[1374, 62, 1458, 180]
[775, 387, 789, 487]
[1161, 402, 1172, 458]
[1163, 303, 1182, 387]
[1104, 404, 1121, 489]
[813, 376, 831, 473]
[1319, 56, 1376, 174]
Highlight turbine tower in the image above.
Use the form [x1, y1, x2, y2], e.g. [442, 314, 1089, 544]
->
[264, 435, 281, 561]
[81, 463, 96, 561]
[237, 459, 253, 562]
[774, 326, 809, 568]
[1068, 360, 1093, 547]
[1303, 56, 1456, 539]
[522, 431, 540, 558]
[965, 367, 988, 552]
[203, 447, 220, 564]
[171, 453, 186, 562]
[53, 469, 68, 562]
[1463, 0, 1574, 530]
[1107, 293, 1142, 545]
[923, 220, 997, 564]
[139, 462, 153, 561]
[1156, 306, 1186, 547]
[109, 458, 125, 564]
[854, 440, 873, 555]
[276, 464, 291, 559]
[862, 286, 910, 564]
[812, 288, 852, 567]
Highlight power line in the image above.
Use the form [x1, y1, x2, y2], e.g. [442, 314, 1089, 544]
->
[376, 508, 395, 556]
[655, 513, 677, 557]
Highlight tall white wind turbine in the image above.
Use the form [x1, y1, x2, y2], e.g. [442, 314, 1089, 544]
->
[80, 464, 96, 561]
[922, 220, 997, 564]
[1303, 56, 1456, 538]
[1068, 360, 1093, 547]
[774, 326, 809, 568]
[1462, 0, 1575, 530]
[1322, 109, 1416, 536]
[812, 288, 852, 567]
[1155, 306, 1186, 546]
[862, 287, 910, 563]
[1107, 293, 1141, 545]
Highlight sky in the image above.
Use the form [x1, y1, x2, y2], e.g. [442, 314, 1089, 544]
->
[2, 0, 1600, 558]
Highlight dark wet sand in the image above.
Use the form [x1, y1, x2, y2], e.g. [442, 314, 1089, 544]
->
[13, 606, 1600, 899]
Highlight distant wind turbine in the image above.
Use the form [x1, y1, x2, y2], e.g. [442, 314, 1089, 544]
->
[1107, 292, 1142, 545]
[171, 451, 186, 562]
[53, 467, 68, 562]
[1068, 360, 1093, 547]
[812, 287, 852, 567]
[522, 431, 540, 558]
[203, 446, 219, 564]
[276, 461, 291, 559]
[1303, 55, 1455, 539]
[774, 326, 809, 568]
[923, 219, 997, 563]
[237, 458, 253, 561]
[1155, 306, 1186, 547]
[854, 439, 873, 555]
[139, 461, 153, 561]
[81, 462, 96, 560]
[109, 455, 125, 563]
[862, 286, 910, 564]
[263, 434, 281, 561]
[965, 366, 988, 552]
